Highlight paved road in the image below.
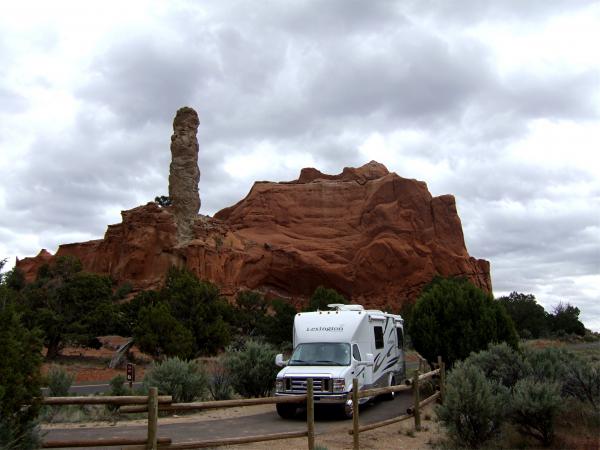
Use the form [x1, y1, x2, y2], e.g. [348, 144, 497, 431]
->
[43, 391, 414, 449]
[42, 382, 143, 397]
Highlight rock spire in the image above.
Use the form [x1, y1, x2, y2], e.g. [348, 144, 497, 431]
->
[168, 107, 200, 243]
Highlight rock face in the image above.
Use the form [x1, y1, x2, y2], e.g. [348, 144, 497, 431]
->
[17, 161, 491, 310]
[169, 107, 200, 243]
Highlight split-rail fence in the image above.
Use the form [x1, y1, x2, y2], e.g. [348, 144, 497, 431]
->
[41, 356, 445, 450]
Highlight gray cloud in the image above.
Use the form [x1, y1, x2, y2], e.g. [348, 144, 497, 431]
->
[404, 0, 598, 24]
[1, 0, 598, 329]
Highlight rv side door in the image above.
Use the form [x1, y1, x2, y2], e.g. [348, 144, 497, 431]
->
[353, 343, 373, 385]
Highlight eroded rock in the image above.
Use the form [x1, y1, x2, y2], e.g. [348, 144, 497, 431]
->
[168, 107, 200, 244]
[18, 160, 492, 310]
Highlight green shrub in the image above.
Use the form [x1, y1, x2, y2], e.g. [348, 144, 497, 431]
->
[208, 359, 233, 401]
[224, 339, 279, 398]
[524, 346, 599, 411]
[523, 347, 570, 384]
[562, 356, 600, 412]
[549, 302, 585, 336]
[108, 375, 130, 396]
[465, 343, 531, 388]
[306, 286, 346, 311]
[436, 362, 508, 448]
[258, 298, 297, 347]
[22, 256, 119, 358]
[0, 419, 40, 450]
[511, 378, 563, 447]
[409, 277, 518, 367]
[105, 374, 130, 413]
[134, 302, 195, 359]
[497, 292, 549, 339]
[46, 366, 74, 397]
[0, 285, 42, 450]
[143, 357, 207, 403]
[161, 267, 231, 355]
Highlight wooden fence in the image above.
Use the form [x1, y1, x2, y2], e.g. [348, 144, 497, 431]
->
[41, 356, 445, 450]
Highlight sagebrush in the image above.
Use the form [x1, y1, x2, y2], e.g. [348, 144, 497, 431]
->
[224, 339, 279, 398]
[143, 357, 207, 403]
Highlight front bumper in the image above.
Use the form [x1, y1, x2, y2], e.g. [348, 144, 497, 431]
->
[275, 392, 349, 404]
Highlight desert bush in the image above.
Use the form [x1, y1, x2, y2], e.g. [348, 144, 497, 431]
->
[108, 374, 130, 396]
[523, 347, 570, 385]
[224, 339, 278, 398]
[143, 357, 208, 403]
[105, 374, 130, 413]
[562, 356, 600, 412]
[465, 343, 531, 388]
[46, 366, 74, 397]
[511, 378, 563, 447]
[523, 346, 599, 411]
[436, 362, 509, 448]
[208, 358, 233, 401]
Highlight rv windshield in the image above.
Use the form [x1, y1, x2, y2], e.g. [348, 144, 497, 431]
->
[288, 343, 350, 366]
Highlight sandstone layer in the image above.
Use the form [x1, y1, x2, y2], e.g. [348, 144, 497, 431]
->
[17, 161, 491, 309]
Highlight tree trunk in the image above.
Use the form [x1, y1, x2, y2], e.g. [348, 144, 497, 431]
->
[46, 337, 62, 359]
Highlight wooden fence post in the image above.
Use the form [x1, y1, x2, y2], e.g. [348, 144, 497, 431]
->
[352, 378, 359, 450]
[147, 387, 158, 450]
[437, 356, 446, 404]
[307, 378, 315, 450]
[412, 370, 421, 431]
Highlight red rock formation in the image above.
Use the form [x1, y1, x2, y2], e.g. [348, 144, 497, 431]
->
[17, 161, 491, 309]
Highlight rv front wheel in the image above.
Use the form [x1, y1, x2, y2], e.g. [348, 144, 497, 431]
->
[276, 402, 297, 419]
[338, 400, 353, 419]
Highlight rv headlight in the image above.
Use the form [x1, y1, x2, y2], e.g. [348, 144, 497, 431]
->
[276, 378, 285, 393]
[332, 378, 346, 393]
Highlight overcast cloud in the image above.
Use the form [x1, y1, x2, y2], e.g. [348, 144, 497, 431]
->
[0, 0, 598, 329]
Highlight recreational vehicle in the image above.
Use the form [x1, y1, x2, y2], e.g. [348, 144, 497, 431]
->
[274, 304, 405, 419]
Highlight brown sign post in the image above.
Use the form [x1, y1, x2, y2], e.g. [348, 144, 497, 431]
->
[126, 363, 135, 389]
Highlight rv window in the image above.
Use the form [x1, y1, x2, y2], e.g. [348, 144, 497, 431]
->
[352, 344, 361, 361]
[374, 326, 384, 349]
[396, 328, 404, 349]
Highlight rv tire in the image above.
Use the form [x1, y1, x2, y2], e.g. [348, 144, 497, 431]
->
[339, 400, 353, 419]
[276, 402, 297, 419]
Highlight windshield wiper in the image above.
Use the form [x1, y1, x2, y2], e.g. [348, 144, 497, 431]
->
[289, 359, 308, 364]
[315, 360, 343, 365]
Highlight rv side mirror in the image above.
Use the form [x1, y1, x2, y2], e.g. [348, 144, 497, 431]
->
[357, 353, 375, 367]
[275, 353, 287, 367]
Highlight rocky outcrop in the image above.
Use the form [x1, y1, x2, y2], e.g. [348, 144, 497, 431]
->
[169, 107, 200, 244]
[17, 161, 491, 310]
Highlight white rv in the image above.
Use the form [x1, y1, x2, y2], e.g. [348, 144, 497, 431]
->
[274, 304, 405, 419]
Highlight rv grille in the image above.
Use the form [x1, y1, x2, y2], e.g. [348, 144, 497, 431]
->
[284, 377, 331, 393]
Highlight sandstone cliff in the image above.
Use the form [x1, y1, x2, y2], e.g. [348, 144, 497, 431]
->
[17, 161, 491, 309]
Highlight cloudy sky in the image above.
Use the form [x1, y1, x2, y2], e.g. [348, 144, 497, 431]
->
[1, 0, 598, 329]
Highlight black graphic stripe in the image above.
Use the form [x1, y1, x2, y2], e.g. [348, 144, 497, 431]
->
[383, 357, 400, 371]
